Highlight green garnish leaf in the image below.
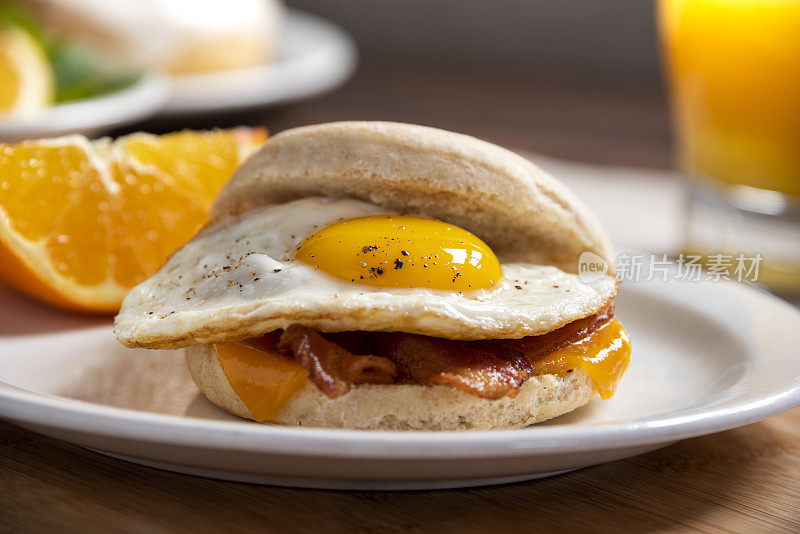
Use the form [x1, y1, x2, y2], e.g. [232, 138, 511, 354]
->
[49, 43, 141, 103]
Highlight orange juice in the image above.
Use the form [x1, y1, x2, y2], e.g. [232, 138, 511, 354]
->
[659, 0, 800, 197]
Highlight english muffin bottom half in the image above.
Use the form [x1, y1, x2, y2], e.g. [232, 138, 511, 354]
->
[115, 121, 630, 430]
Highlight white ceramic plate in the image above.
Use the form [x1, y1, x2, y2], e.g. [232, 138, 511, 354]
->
[0, 274, 798, 490]
[164, 10, 357, 115]
[0, 74, 168, 143]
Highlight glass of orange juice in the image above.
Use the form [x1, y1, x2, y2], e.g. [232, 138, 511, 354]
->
[658, 0, 800, 293]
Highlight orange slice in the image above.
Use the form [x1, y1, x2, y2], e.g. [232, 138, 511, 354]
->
[0, 28, 54, 115]
[0, 128, 266, 312]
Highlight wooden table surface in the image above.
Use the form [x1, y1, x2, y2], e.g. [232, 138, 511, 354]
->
[2, 63, 799, 533]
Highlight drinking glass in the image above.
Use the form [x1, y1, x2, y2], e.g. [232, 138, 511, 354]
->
[658, 0, 800, 293]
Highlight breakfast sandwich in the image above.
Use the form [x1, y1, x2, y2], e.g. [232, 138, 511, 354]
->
[114, 121, 630, 430]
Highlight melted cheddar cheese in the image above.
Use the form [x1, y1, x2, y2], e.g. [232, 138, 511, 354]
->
[532, 319, 630, 399]
[215, 319, 631, 421]
[215, 342, 309, 421]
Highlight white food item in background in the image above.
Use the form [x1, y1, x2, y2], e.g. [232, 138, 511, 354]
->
[24, 0, 283, 74]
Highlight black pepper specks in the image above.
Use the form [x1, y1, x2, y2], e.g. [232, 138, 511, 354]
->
[394, 259, 404, 270]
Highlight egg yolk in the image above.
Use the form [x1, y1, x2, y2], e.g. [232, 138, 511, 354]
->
[293, 215, 502, 291]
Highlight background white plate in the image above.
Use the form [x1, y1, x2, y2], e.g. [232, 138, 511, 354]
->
[164, 10, 357, 115]
[0, 271, 798, 489]
[0, 9, 356, 141]
[0, 74, 168, 143]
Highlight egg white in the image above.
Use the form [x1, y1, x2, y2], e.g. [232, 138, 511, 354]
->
[115, 197, 617, 348]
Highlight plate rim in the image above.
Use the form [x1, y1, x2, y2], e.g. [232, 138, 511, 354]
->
[1, 278, 799, 460]
[0, 73, 168, 140]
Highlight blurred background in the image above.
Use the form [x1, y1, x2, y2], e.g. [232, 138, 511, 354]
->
[0, 0, 670, 165]
[163, 0, 670, 168]
[290, 0, 660, 79]
[265, 0, 669, 168]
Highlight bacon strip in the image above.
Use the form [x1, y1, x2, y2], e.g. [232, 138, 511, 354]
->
[340, 354, 398, 386]
[485, 303, 614, 360]
[259, 305, 613, 400]
[374, 333, 532, 399]
[277, 325, 397, 398]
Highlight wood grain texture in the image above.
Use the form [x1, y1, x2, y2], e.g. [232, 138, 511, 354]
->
[1, 409, 799, 533]
[3, 63, 799, 533]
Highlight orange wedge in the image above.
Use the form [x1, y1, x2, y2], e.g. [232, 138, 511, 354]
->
[0, 128, 266, 312]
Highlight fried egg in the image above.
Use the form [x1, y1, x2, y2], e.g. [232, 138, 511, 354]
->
[115, 197, 617, 348]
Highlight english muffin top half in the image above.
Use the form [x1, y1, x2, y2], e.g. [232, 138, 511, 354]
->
[212, 121, 614, 270]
